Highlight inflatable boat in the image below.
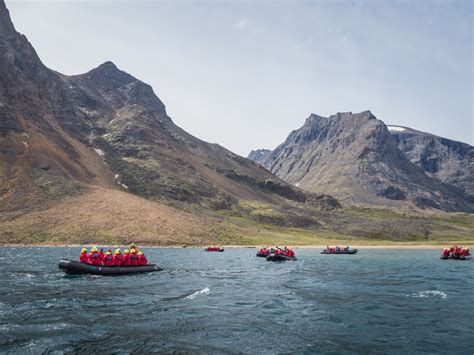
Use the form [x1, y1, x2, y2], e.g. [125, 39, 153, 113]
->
[204, 247, 224, 252]
[321, 249, 358, 255]
[440, 255, 471, 260]
[256, 251, 269, 257]
[58, 259, 161, 276]
[266, 254, 297, 262]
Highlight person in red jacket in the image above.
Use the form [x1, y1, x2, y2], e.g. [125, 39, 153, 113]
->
[129, 248, 139, 266]
[99, 248, 105, 262]
[102, 251, 114, 266]
[122, 249, 131, 266]
[88, 246, 102, 266]
[113, 249, 123, 266]
[79, 248, 89, 263]
[138, 251, 148, 266]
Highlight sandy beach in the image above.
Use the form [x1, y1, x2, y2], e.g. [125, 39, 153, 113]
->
[1, 243, 468, 249]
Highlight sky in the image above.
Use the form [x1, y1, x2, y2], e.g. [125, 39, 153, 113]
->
[6, 0, 473, 156]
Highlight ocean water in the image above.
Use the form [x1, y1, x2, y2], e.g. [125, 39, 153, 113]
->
[0, 247, 472, 354]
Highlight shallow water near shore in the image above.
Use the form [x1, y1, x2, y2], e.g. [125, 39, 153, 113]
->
[0, 248, 472, 353]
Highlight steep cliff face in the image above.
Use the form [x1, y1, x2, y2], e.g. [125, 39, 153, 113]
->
[0, 2, 113, 212]
[389, 126, 474, 197]
[248, 149, 271, 164]
[248, 111, 473, 212]
[0, 0, 337, 217]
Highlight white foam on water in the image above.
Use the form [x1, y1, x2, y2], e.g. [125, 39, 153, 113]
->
[186, 287, 210, 300]
[411, 290, 447, 299]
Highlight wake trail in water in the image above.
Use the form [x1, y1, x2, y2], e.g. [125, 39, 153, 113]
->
[410, 290, 447, 299]
[186, 287, 210, 300]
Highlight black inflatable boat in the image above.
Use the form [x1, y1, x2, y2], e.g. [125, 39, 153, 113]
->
[204, 248, 224, 252]
[58, 259, 162, 276]
[266, 254, 297, 262]
[321, 249, 358, 255]
[440, 255, 471, 260]
[256, 252, 269, 257]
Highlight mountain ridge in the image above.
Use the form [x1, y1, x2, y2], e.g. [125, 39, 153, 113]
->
[248, 111, 473, 212]
[0, 0, 340, 226]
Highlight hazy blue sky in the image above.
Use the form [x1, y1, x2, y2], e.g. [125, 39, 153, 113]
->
[7, 0, 473, 155]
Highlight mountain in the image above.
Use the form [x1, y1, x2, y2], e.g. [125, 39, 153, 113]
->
[0, 0, 340, 244]
[248, 111, 474, 212]
[388, 126, 474, 197]
[2, 1, 472, 244]
[248, 149, 271, 164]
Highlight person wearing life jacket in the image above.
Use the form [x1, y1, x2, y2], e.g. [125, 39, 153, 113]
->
[99, 248, 105, 262]
[88, 246, 102, 266]
[460, 247, 470, 257]
[113, 249, 123, 266]
[122, 249, 131, 266]
[452, 245, 460, 257]
[442, 248, 450, 257]
[102, 251, 114, 266]
[129, 248, 139, 266]
[138, 251, 148, 266]
[79, 248, 89, 263]
[130, 243, 140, 253]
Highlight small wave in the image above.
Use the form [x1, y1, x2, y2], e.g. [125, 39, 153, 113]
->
[185, 287, 210, 300]
[411, 290, 447, 299]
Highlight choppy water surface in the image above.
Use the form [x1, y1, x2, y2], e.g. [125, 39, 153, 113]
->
[0, 248, 473, 353]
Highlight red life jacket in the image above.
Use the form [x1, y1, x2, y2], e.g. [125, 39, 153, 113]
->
[88, 252, 102, 266]
[138, 254, 148, 266]
[130, 253, 139, 266]
[122, 254, 131, 266]
[103, 254, 114, 266]
[80, 252, 88, 263]
[113, 254, 123, 266]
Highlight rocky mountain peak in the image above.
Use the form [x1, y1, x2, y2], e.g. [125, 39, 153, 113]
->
[85, 61, 136, 89]
[248, 110, 474, 212]
[80, 61, 167, 114]
[0, 1, 15, 36]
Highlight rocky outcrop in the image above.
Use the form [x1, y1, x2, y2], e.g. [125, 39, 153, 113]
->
[248, 149, 271, 164]
[389, 126, 474, 197]
[249, 111, 473, 212]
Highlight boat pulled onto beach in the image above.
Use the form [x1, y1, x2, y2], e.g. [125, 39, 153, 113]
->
[58, 259, 162, 276]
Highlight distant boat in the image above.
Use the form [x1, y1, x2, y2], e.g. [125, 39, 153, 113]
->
[204, 247, 224, 252]
[321, 249, 358, 255]
[440, 255, 471, 260]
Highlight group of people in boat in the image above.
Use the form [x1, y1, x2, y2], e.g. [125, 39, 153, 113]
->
[442, 245, 470, 259]
[205, 246, 223, 251]
[79, 243, 148, 267]
[258, 246, 295, 257]
[324, 245, 351, 253]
